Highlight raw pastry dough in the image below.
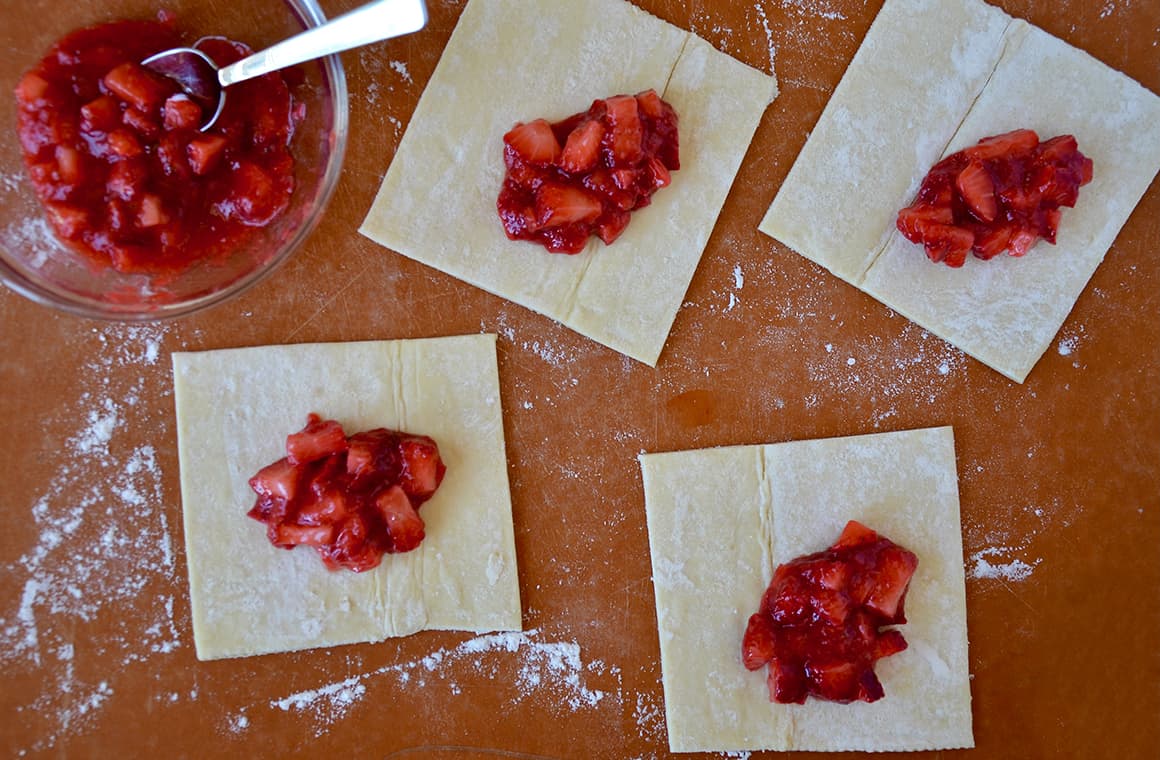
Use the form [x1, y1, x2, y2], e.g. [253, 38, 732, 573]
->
[640, 427, 972, 752]
[172, 334, 521, 661]
[759, 0, 1160, 383]
[360, 0, 777, 366]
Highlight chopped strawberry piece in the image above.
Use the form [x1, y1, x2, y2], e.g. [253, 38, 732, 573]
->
[741, 522, 919, 704]
[1039, 208, 1062, 244]
[596, 209, 631, 245]
[106, 129, 143, 159]
[53, 145, 83, 186]
[186, 134, 229, 176]
[248, 415, 446, 572]
[741, 614, 776, 670]
[496, 90, 679, 254]
[102, 62, 175, 113]
[559, 119, 603, 173]
[604, 94, 643, 164]
[813, 588, 853, 625]
[922, 224, 974, 267]
[896, 204, 952, 240]
[296, 489, 350, 525]
[1079, 156, 1094, 185]
[163, 95, 203, 131]
[80, 96, 121, 133]
[399, 437, 446, 501]
[535, 184, 602, 228]
[963, 128, 1039, 161]
[541, 224, 594, 254]
[645, 156, 671, 189]
[106, 159, 147, 201]
[999, 184, 1041, 214]
[122, 107, 160, 139]
[503, 119, 561, 166]
[216, 160, 289, 226]
[864, 545, 919, 622]
[346, 430, 404, 482]
[1035, 134, 1078, 163]
[874, 629, 908, 659]
[833, 520, 877, 549]
[286, 413, 348, 465]
[249, 457, 301, 503]
[972, 224, 1015, 259]
[898, 130, 1091, 266]
[634, 88, 664, 119]
[135, 193, 169, 228]
[1035, 165, 1082, 208]
[497, 185, 539, 240]
[856, 669, 886, 702]
[1009, 227, 1038, 257]
[15, 72, 50, 105]
[811, 659, 861, 702]
[249, 105, 291, 148]
[375, 485, 426, 552]
[323, 515, 381, 573]
[611, 168, 639, 191]
[801, 557, 849, 591]
[583, 169, 635, 211]
[956, 160, 997, 221]
[345, 437, 377, 479]
[769, 657, 807, 704]
[271, 523, 334, 548]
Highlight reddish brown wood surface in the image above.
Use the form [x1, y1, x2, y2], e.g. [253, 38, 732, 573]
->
[2, 1, 1158, 757]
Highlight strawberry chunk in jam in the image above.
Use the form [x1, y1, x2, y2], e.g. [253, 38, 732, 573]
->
[14, 15, 300, 276]
[496, 89, 679, 254]
[741, 520, 918, 704]
[897, 129, 1093, 267]
[247, 414, 447, 573]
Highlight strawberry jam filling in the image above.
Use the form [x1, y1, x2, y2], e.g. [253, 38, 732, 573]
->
[897, 129, 1093, 267]
[741, 520, 918, 704]
[14, 15, 299, 276]
[496, 89, 679, 254]
[247, 414, 447, 573]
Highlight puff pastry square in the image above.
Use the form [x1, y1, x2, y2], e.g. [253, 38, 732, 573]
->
[760, 0, 1160, 383]
[360, 0, 777, 366]
[172, 335, 521, 660]
[640, 427, 972, 752]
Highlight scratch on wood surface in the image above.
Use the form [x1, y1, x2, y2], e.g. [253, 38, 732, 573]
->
[281, 263, 374, 342]
[616, 577, 652, 646]
[996, 577, 1038, 616]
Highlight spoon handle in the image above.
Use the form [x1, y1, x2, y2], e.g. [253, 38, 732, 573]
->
[219, 0, 428, 87]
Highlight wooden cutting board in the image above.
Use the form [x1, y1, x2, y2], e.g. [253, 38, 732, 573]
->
[2, 0, 1157, 757]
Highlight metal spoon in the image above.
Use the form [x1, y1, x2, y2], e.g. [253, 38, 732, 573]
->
[143, 0, 428, 131]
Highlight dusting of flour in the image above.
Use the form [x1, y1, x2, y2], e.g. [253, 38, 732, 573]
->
[226, 629, 616, 738]
[968, 548, 1040, 582]
[962, 499, 1077, 586]
[1, 323, 177, 754]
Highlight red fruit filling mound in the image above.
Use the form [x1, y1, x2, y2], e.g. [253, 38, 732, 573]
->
[897, 129, 1093, 267]
[247, 414, 447, 573]
[14, 14, 300, 277]
[741, 520, 919, 705]
[496, 89, 679, 254]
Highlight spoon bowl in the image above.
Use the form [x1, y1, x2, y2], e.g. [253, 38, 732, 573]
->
[141, 47, 224, 127]
[143, 0, 427, 131]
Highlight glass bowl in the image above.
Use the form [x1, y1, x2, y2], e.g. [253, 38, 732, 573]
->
[0, 0, 348, 320]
